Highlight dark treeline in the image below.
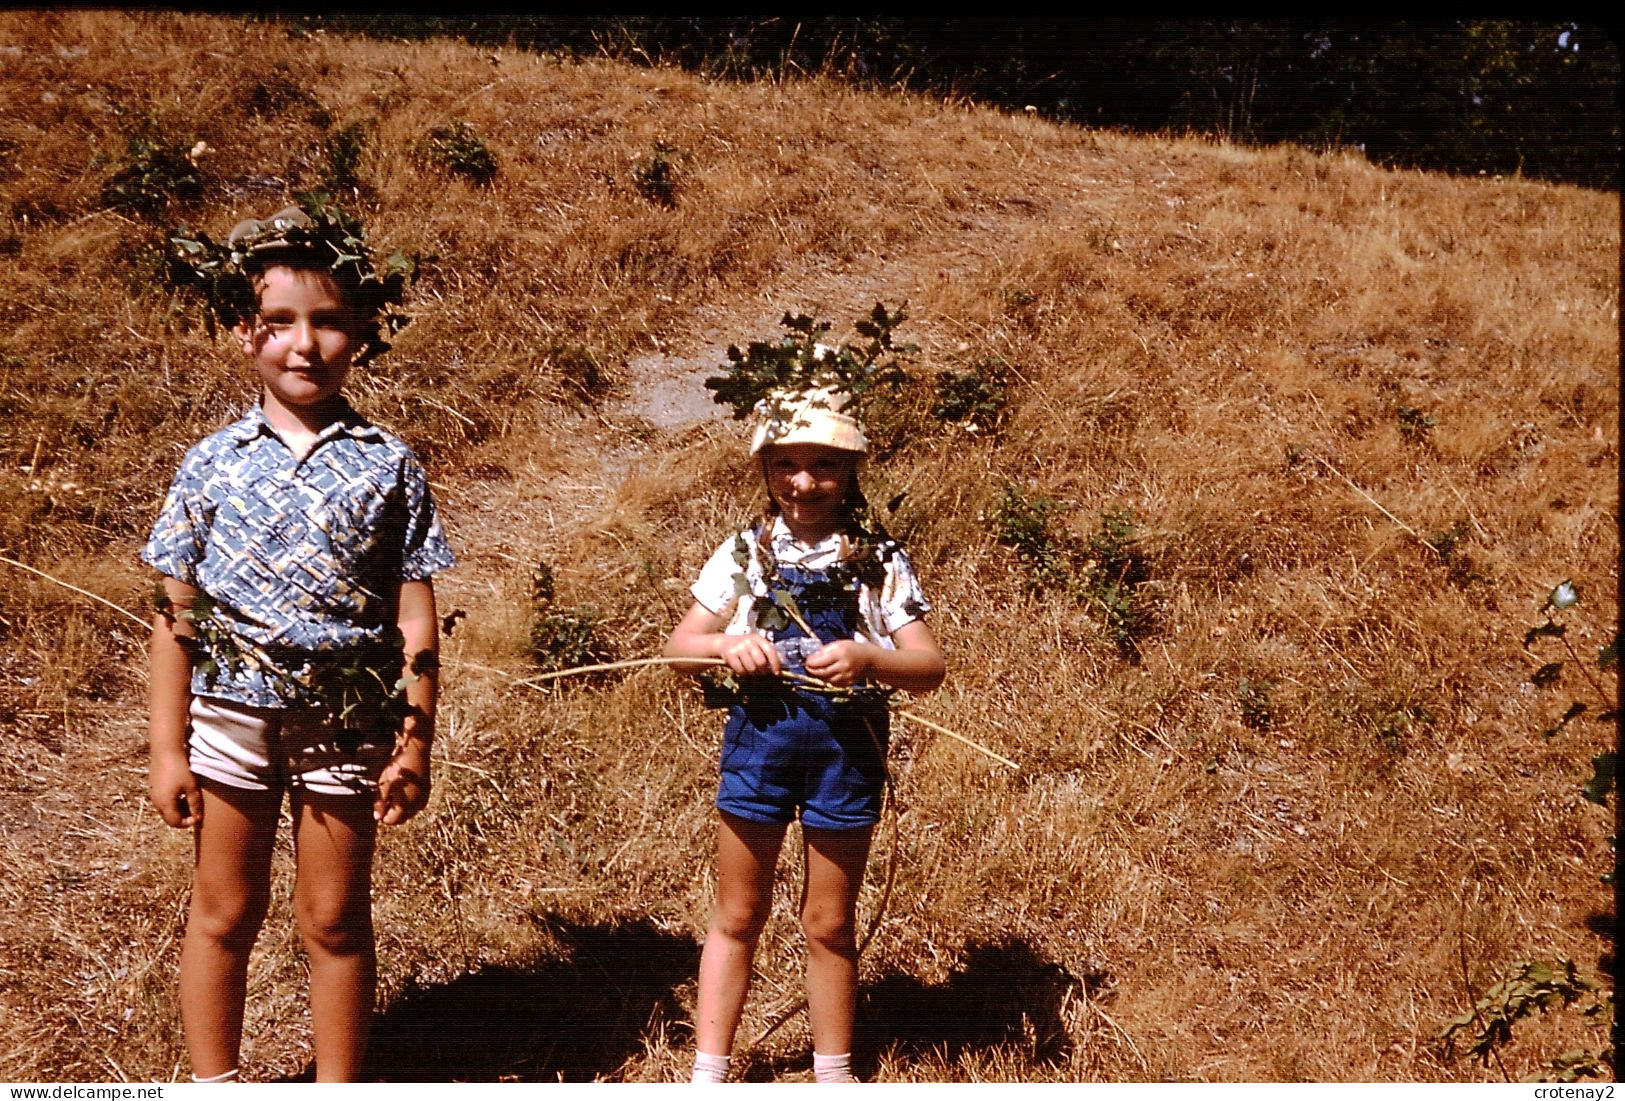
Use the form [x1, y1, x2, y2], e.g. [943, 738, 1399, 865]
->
[301, 16, 1620, 191]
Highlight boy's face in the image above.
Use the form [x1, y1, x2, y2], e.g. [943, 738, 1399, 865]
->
[233, 265, 358, 417]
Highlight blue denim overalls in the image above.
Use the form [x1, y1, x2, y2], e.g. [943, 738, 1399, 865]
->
[715, 562, 890, 831]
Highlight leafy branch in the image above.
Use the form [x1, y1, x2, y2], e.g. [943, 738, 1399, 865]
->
[704, 302, 916, 425]
[1523, 580, 1619, 805]
[154, 584, 431, 745]
[1440, 958, 1611, 1081]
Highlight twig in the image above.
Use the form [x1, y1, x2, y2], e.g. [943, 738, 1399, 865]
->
[898, 710, 1019, 771]
[0, 552, 150, 630]
[514, 656, 705, 685]
[1311, 456, 1441, 559]
[483, 653, 1021, 770]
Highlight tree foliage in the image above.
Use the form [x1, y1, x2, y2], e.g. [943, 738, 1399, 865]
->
[295, 17, 1619, 189]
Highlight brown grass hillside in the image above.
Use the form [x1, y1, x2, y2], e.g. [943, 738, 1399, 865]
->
[0, 10, 1617, 1083]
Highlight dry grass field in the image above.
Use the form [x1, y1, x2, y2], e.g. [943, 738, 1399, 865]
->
[0, 10, 1617, 1083]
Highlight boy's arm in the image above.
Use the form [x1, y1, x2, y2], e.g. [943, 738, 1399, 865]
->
[375, 579, 437, 826]
[149, 577, 202, 828]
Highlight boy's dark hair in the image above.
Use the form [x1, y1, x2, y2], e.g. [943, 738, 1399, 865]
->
[163, 194, 420, 365]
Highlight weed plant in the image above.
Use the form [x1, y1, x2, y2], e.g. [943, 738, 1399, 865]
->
[419, 120, 497, 184]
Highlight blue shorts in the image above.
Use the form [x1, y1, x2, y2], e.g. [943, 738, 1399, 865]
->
[716, 688, 889, 831]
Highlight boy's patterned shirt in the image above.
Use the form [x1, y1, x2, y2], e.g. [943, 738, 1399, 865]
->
[141, 402, 455, 708]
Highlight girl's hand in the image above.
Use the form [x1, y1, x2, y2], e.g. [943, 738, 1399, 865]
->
[718, 632, 781, 678]
[375, 738, 430, 826]
[805, 640, 875, 688]
[149, 751, 202, 829]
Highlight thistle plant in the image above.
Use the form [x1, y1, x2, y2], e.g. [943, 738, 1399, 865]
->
[1524, 579, 1616, 884]
[1439, 581, 1621, 1080]
[1521, 581, 1612, 746]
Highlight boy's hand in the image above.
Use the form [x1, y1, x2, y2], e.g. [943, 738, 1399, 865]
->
[375, 737, 430, 826]
[149, 751, 203, 829]
[805, 640, 874, 688]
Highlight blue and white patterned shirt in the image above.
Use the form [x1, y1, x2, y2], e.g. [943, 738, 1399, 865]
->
[142, 402, 455, 708]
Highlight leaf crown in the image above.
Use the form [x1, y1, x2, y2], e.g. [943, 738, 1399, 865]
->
[704, 303, 916, 433]
[161, 192, 421, 366]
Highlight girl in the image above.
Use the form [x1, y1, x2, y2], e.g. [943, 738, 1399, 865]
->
[663, 386, 946, 1083]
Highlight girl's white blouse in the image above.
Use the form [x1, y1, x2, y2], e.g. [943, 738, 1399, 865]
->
[689, 516, 930, 647]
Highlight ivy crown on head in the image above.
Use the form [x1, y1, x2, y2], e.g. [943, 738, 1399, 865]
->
[161, 192, 422, 366]
[704, 302, 916, 426]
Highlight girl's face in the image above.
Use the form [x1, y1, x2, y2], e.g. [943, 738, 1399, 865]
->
[234, 264, 358, 419]
[762, 442, 856, 542]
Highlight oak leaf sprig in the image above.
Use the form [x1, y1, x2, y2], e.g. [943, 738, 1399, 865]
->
[704, 303, 916, 428]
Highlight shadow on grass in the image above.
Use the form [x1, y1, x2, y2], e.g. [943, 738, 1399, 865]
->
[736, 937, 1094, 1082]
[301, 914, 698, 1082]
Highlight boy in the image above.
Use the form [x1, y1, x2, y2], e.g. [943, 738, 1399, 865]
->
[143, 203, 452, 1082]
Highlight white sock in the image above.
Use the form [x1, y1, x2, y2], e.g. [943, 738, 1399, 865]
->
[191, 1068, 239, 1083]
[813, 1051, 855, 1083]
[691, 1051, 731, 1083]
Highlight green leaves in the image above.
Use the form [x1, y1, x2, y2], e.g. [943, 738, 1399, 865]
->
[153, 583, 424, 741]
[102, 131, 204, 218]
[1439, 958, 1611, 1080]
[1583, 754, 1616, 807]
[161, 192, 423, 365]
[528, 557, 609, 676]
[705, 303, 916, 423]
[932, 357, 1010, 434]
[420, 121, 498, 184]
[984, 488, 1152, 656]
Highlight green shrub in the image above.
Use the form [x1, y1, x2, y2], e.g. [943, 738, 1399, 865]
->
[100, 132, 204, 217]
[421, 121, 498, 184]
[984, 488, 1153, 656]
[322, 120, 370, 193]
[633, 140, 680, 206]
[932, 357, 1009, 433]
[529, 561, 610, 674]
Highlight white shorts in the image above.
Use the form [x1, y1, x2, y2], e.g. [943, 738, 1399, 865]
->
[188, 696, 393, 797]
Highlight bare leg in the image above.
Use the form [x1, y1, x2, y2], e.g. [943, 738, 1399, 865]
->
[800, 826, 873, 1061]
[180, 783, 281, 1080]
[694, 812, 788, 1058]
[291, 791, 377, 1083]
